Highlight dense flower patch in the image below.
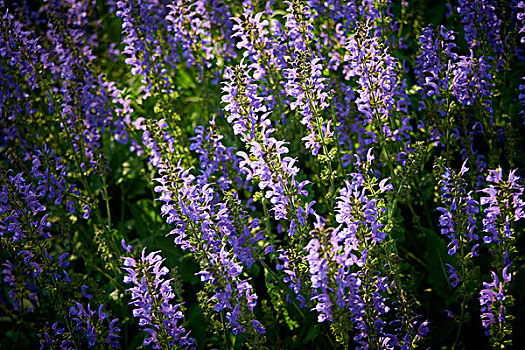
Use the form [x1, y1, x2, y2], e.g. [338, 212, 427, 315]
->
[1, 0, 524, 349]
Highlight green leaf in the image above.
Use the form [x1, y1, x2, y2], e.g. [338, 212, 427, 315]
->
[423, 227, 454, 302]
[303, 324, 320, 344]
[187, 305, 207, 350]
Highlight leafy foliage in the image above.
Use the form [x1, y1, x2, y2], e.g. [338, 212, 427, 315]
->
[1, 0, 524, 349]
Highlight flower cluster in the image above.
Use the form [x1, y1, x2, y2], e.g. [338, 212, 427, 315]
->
[479, 167, 525, 244]
[134, 118, 267, 336]
[117, 0, 175, 94]
[222, 62, 314, 231]
[478, 168, 523, 342]
[69, 301, 120, 348]
[40, 302, 120, 350]
[479, 270, 511, 335]
[456, 0, 503, 56]
[166, 0, 236, 80]
[343, 20, 411, 163]
[122, 248, 194, 349]
[435, 160, 480, 259]
[302, 165, 425, 347]
[1, 0, 525, 349]
[415, 25, 457, 107]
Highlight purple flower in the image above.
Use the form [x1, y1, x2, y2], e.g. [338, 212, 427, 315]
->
[121, 249, 194, 349]
[479, 167, 525, 244]
[83, 204, 91, 220]
[456, 0, 503, 55]
[335, 173, 385, 244]
[415, 25, 457, 106]
[451, 51, 493, 113]
[82, 285, 93, 300]
[189, 118, 242, 190]
[69, 301, 120, 348]
[121, 239, 133, 253]
[222, 63, 313, 227]
[251, 320, 266, 334]
[344, 22, 410, 127]
[305, 238, 332, 322]
[479, 271, 507, 334]
[445, 264, 460, 287]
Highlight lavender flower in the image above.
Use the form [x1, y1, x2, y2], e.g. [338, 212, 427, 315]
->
[222, 62, 314, 232]
[479, 167, 525, 245]
[456, 0, 503, 55]
[476, 167, 523, 345]
[116, 0, 175, 94]
[166, 0, 214, 71]
[0, 8, 42, 90]
[166, 0, 236, 82]
[435, 160, 480, 293]
[122, 249, 195, 349]
[305, 238, 332, 322]
[0, 170, 49, 241]
[479, 271, 508, 334]
[451, 51, 493, 113]
[283, 55, 331, 156]
[436, 161, 479, 249]
[279, 1, 341, 169]
[70, 302, 120, 348]
[275, 249, 306, 305]
[518, 2, 525, 123]
[138, 120, 266, 336]
[301, 170, 426, 347]
[415, 25, 457, 106]
[189, 117, 242, 190]
[343, 20, 411, 158]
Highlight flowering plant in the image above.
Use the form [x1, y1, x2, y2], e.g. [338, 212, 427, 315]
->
[1, 0, 524, 349]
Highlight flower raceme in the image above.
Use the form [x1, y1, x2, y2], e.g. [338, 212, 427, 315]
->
[222, 62, 314, 234]
[137, 119, 266, 336]
[305, 170, 425, 347]
[121, 248, 195, 349]
[477, 168, 524, 344]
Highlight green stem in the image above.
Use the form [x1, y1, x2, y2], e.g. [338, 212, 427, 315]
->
[102, 176, 112, 230]
[220, 312, 233, 350]
[255, 250, 306, 320]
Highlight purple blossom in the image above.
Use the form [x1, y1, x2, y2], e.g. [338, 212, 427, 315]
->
[121, 239, 133, 253]
[476, 167, 522, 342]
[231, 8, 271, 61]
[121, 249, 195, 349]
[335, 173, 386, 244]
[451, 51, 493, 113]
[343, 20, 411, 156]
[1, 261, 20, 311]
[517, 3, 525, 122]
[305, 238, 332, 322]
[445, 263, 460, 287]
[222, 62, 313, 230]
[479, 271, 507, 334]
[415, 25, 457, 107]
[251, 319, 266, 334]
[139, 120, 266, 336]
[456, 0, 503, 55]
[189, 118, 242, 190]
[166, 0, 235, 80]
[116, 0, 174, 94]
[70, 302, 120, 348]
[436, 162, 479, 261]
[479, 167, 525, 244]
[301, 172, 409, 346]
[82, 285, 93, 300]
[283, 56, 330, 156]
